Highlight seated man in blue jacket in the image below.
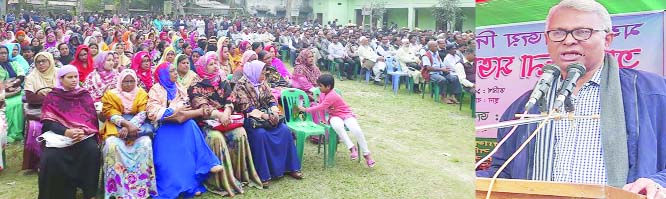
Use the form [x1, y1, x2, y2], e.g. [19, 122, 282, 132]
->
[476, 0, 666, 198]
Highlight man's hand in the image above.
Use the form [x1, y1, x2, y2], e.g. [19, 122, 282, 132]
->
[624, 178, 663, 199]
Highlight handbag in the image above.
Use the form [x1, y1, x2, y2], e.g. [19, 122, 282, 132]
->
[206, 113, 244, 132]
[247, 107, 285, 129]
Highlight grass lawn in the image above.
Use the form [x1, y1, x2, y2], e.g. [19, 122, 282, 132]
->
[0, 71, 475, 198]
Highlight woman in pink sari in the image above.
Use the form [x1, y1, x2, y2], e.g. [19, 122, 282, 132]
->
[263, 45, 291, 79]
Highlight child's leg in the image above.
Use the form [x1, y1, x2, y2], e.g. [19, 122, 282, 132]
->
[343, 117, 370, 155]
[329, 116, 354, 149]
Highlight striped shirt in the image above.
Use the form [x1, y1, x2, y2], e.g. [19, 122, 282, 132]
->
[551, 66, 607, 184]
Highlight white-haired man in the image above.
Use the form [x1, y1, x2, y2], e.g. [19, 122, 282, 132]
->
[477, 1, 666, 199]
[358, 36, 386, 84]
[396, 38, 423, 93]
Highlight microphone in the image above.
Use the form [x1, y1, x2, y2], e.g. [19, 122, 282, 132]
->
[524, 64, 561, 111]
[552, 63, 587, 111]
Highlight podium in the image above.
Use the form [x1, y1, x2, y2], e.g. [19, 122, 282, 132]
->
[476, 178, 646, 199]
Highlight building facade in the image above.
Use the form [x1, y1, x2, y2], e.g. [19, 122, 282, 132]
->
[312, 0, 474, 31]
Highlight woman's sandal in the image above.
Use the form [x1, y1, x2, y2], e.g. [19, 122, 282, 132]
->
[289, 171, 304, 180]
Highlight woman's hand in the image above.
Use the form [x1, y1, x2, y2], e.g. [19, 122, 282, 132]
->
[119, 127, 128, 139]
[65, 128, 85, 142]
[216, 111, 231, 126]
[126, 123, 140, 139]
[270, 106, 280, 115]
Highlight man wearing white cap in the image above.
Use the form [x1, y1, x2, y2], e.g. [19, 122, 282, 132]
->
[396, 38, 423, 93]
[358, 36, 386, 84]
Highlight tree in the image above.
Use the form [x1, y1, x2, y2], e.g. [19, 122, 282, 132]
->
[369, 0, 387, 30]
[433, 0, 464, 32]
[83, 0, 103, 12]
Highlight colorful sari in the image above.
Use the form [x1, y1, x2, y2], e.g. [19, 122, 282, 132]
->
[101, 69, 157, 199]
[231, 61, 301, 182]
[0, 45, 25, 143]
[147, 62, 221, 199]
[291, 50, 320, 92]
[175, 54, 201, 89]
[70, 45, 94, 83]
[188, 67, 263, 195]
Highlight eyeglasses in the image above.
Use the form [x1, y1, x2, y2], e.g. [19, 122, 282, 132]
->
[546, 28, 607, 42]
[36, 59, 48, 64]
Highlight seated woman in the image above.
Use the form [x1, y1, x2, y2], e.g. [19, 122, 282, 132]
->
[263, 45, 291, 79]
[175, 54, 200, 88]
[258, 50, 289, 101]
[231, 50, 257, 84]
[83, 51, 119, 102]
[38, 65, 100, 199]
[0, 81, 6, 171]
[100, 69, 157, 198]
[23, 52, 57, 172]
[0, 45, 25, 143]
[132, 51, 154, 91]
[70, 45, 94, 84]
[147, 62, 224, 199]
[291, 50, 321, 93]
[188, 54, 263, 195]
[231, 60, 303, 185]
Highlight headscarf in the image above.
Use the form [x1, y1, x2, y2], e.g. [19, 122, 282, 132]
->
[42, 64, 99, 136]
[158, 46, 175, 66]
[229, 47, 242, 71]
[175, 53, 198, 86]
[243, 60, 266, 87]
[264, 45, 291, 78]
[190, 47, 204, 71]
[189, 31, 199, 48]
[68, 33, 83, 51]
[195, 53, 221, 87]
[121, 31, 133, 50]
[6, 43, 29, 72]
[239, 40, 250, 52]
[94, 51, 119, 83]
[111, 43, 131, 67]
[159, 32, 170, 43]
[15, 30, 30, 46]
[54, 64, 80, 90]
[132, 51, 154, 91]
[43, 33, 57, 49]
[24, 52, 57, 92]
[154, 62, 177, 100]
[293, 49, 320, 85]
[240, 50, 257, 70]
[172, 36, 183, 54]
[70, 45, 94, 82]
[113, 69, 140, 113]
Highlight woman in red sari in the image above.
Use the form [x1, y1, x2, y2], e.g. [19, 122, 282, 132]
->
[69, 45, 94, 83]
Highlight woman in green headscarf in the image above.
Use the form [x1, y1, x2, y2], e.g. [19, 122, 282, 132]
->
[0, 45, 25, 143]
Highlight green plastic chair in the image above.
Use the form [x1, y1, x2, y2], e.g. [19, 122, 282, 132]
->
[311, 88, 360, 166]
[459, 86, 476, 118]
[328, 60, 343, 80]
[280, 88, 329, 167]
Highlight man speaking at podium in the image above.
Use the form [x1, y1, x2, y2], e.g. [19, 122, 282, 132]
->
[476, 0, 666, 198]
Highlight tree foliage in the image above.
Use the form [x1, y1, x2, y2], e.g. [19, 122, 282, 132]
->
[83, 0, 103, 11]
[433, 0, 464, 31]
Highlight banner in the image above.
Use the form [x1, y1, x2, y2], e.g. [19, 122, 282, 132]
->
[474, 11, 666, 139]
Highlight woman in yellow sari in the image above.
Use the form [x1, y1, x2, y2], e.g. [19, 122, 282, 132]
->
[112, 42, 132, 69]
[156, 46, 176, 71]
[100, 69, 157, 199]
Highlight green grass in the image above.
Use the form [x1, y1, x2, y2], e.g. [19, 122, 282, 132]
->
[0, 71, 475, 199]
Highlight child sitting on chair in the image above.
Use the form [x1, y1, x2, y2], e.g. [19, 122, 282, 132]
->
[298, 74, 375, 167]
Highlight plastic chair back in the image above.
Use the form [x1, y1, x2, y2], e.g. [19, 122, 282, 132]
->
[280, 88, 312, 122]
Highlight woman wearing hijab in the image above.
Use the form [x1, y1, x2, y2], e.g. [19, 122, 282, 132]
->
[122, 31, 134, 52]
[0, 45, 25, 143]
[229, 44, 242, 72]
[7, 43, 30, 73]
[23, 52, 57, 172]
[190, 47, 204, 72]
[100, 69, 157, 199]
[231, 50, 257, 84]
[83, 51, 119, 102]
[0, 81, 6, 171]
[172, 35, 184, 54]
[70, 45, 94, 83]
[132, 51, 154, 91]
[38, 64, 100, 199]
[189, 31, 199, 49]
[231, 60, 303, 186]
[112, 41, 131, 69]
[291, 49, 321, 92]
[263, 45, 291, 79]
[157, 46, 176, 70]
[14, 30, 30, 47]
[43, 33, 57, 49]
[147, 62, 224, 199]
[188, 53, 264, 196]
[93, 31, 110, 51]
[68, 33, 83, 51]
[175, 54, 200, 88]
[87, 42, 99, 60]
